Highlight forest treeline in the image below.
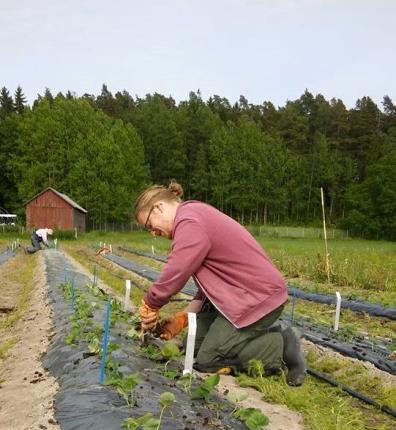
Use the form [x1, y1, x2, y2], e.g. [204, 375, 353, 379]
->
[0, 85, 395, 238]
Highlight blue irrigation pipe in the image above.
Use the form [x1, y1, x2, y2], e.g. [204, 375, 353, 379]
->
[99, 298, 111, 384]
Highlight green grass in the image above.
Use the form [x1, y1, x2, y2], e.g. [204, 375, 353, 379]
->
[0, 254, 38, 330]
[237, 348, 396, 430]
[257, 237, 396, 306]
[0, 338, 18, 361]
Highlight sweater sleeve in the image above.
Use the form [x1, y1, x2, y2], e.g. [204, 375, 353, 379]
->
[144, 219, 211, 308]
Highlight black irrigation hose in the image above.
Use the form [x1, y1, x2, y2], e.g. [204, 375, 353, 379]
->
[117, 245, 396, 321]
[307, 367, 396, 419]
[289, 285, 396, 320]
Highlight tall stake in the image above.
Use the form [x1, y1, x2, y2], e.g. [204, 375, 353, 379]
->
[320, 187, 330, 283]
[99, 299, 112, 384]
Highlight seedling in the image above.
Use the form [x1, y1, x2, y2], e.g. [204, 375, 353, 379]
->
[191, 373, 220, 402]
[178, 372, 195, 395]
[160, 341, 181, 378]
[106, 372, 140, 406]
[232, 407, 269, 430]
[123, 413, 157, 430]
[122, 391, 175, 429]
[140, 344, 161, 361]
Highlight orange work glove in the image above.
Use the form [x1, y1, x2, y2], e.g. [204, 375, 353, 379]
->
[139, 299, 160, 331]
[160, 311, 188, 340]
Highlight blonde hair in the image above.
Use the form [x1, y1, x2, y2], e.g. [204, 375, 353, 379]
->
[134, 180, 184, 221]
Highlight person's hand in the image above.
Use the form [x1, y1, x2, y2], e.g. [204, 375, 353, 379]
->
[139, 299, 160, 331]
[159, 311, 188, 340]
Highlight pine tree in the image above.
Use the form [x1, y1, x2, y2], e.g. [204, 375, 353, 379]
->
[0, 87, 15, 117]
[14, 86, 27, 114]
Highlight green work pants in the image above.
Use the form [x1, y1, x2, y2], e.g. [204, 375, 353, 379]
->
[194, 302, 284, 371]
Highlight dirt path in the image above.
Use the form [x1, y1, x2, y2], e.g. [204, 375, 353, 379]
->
[0, 253, 60, 430]
[216, 375, 303, 430]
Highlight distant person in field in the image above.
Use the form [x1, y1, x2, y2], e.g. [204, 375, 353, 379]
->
[135, 180, 306, 386]
[26, 228, 53, 254]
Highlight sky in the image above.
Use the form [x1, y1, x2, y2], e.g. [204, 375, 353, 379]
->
[1, 0, 395, 109]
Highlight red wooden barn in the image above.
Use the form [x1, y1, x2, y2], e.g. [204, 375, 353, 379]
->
[24, 187, 87, 232]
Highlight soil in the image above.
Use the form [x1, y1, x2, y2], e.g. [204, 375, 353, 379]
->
[0, 253, 61, 430]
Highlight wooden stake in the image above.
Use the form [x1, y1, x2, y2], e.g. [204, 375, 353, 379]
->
[320, 187, 330, 283]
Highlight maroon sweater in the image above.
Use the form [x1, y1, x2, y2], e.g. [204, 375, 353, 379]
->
[144, 201, 288, 328]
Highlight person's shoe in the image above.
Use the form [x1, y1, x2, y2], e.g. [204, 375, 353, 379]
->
[281, 326, 306, 386]
[269, 323, 306, 386]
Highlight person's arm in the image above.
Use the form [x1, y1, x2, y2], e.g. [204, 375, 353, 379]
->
[144, 219, 211, 309]
[41, 230, 49, 247]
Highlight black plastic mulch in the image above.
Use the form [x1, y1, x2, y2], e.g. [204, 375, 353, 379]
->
[288, 286, 396, 320]
[105, 253, 197, 296]
[104, 252, 396, 375]
[43, 249, 246, 430]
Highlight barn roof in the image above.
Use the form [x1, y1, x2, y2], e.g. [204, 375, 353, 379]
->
[24, 187, 87, 213]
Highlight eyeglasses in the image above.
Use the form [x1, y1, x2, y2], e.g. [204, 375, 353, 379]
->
[143, 205, 155, 231]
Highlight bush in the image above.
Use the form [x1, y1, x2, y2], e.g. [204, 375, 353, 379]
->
[53, 230, 77, 240]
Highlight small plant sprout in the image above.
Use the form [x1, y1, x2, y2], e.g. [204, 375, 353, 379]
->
[178, 372, 195, 395]
[160, 341, 181, 379]
[232, 407, 269, 430]
[106, 372, 140, 407]
[158, 392, 175, 428]
[227, 391, 269, 429]
[122, 413, 157, 430]
[122, 392, 175, 430]
[191, 373, 220, 402]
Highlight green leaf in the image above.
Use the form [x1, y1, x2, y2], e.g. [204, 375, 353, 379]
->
[160, 341, 180, 359]
[192, 373, 220, 401]
[141, 417, 160, 430]
[227, 391, 248, 403]
[122, 413, 155, 430]
[233, 407, 269, 430]
[159, 391, 175, 407]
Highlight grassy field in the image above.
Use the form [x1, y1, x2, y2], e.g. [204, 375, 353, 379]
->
[3, 230, 394, 430]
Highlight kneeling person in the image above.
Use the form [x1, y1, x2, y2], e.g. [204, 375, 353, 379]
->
[136, 181, 306, 386]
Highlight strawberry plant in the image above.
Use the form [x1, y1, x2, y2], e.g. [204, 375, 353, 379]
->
[106, 372, 140, 406]
[232, 407, 269, 429]
[191, 373, 220, 402]
[122, 391, 175, 430]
